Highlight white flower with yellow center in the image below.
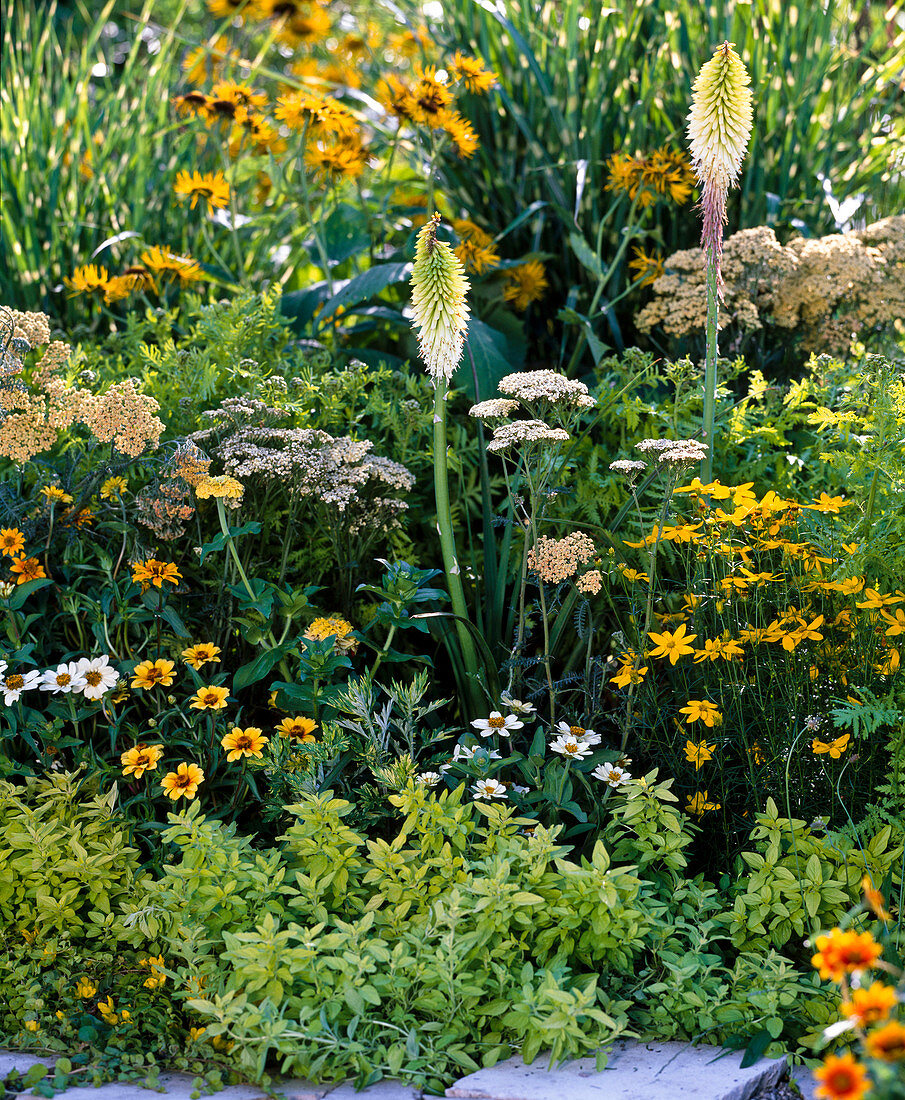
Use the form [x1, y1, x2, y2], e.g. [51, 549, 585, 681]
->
[549, 735, 593, 760]
[593, 762, 631, 788]
[471, 711, 524, 738]
[418, 771, 441, 787]
[555, 720, 601, 746]
[74, 655, 120, 701]
[471, 778, 508, 800]
[1, 668, 41, 705]
[40, 662, 86, 695]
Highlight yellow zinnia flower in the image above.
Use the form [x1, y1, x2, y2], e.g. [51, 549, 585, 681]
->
[131, 559, 182, 588]
[131, 659, 175, 690]
[0, 528, 25, 556]
[181, 643, 222, 670]
[120, 743, 164, 778]
[221, 726, 268, 761]
[10, 556, 46, 585]
[160, 762, 205, 800]
[100, 476, 128, 500]
[189, 685, 230, 711]
[276, 716, 317, 743]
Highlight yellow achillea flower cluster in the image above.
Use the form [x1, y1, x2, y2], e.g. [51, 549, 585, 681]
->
[410, 212, 470, 384]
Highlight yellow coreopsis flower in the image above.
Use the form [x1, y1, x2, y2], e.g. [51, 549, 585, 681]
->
[684, 739, 716, 770]
[686, 41, 753, 282]
[812, 734, 850, 759]
[647, 623, 697, 665]
[410, 212, 470, 384]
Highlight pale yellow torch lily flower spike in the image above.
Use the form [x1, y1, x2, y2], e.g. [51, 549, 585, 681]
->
[409, 212, 470, 385]
[686, 41, 753, 293]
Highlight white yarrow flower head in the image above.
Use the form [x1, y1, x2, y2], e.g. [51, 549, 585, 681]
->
[593, 762, 631, 788]
[549, 735, 593, 760]
[40, 662, 86, 694]
[75, 655, 120, 701]
[472, 778, 508, 800]
[410, 211, 470, 385]
[471, 711, 524, 738]
[556, 720, 601, 746]
[687, 41, 753, 288]
[1, 668, 41, 705]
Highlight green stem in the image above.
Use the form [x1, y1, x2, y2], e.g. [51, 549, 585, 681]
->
[702, 256, 719, 483]
[433, 379, 480, 707]
[215, 499, 277, 648]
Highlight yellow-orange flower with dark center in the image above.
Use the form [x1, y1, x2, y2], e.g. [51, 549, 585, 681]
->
[451, 53, 497, 94]
[120, 743, 164, 778]
[40, 486, 73, 503]
[64, 264, 109, 297]
[173, 170, 230, 211]
[221, 726, 268, 761]
[160, 762, 204, 801]
[0, 529, 25, 556]
[503, 261, 549, 312]
[189, 685, 230, 711]
[864, 1019, 905, 1062]
[181, 643, 221, 670]
[276, 716, 317, 743]
[10, 556, 46, 585]
[862, 876, 890, 921]
[132, 559, 182, 588]
[131, 659, 176, 690]
[813, 1052, 871, 1099]
[840, 982, 897, 1026]
[811, 928, 883, 982]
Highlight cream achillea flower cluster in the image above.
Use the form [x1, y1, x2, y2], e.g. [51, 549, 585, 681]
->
[687, 41, 753, 287]
[409, 212, 470, 384]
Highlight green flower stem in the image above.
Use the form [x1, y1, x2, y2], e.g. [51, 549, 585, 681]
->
[433, 379, 480, 705]
[215, 499, 278, 649]
[702, 256, 719, 483]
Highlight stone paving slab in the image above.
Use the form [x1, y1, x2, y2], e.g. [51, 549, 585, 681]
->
[790, 1065, 818, 1100]
[1, 1052, 420, 1100]
[445, 1040, 787, 1100]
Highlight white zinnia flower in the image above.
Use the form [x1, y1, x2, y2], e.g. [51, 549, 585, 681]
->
[74, 655, 120, 700]
[418, 771, 441, 787]
[500, 693, 535, 717]
[592, 762, 631, 788]
[555, 720, 601, 746]
[549, 736, 593, 760]
[1, 669, 41, 705]
[409, 212, 470, 384]
[39, 662, 86, 695]
[472, 778, 508, 800]
[471, 711, 524, 738]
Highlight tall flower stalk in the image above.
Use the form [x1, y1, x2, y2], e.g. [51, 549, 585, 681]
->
[687, 41, 753, 482]
[410, 213, 480, 700]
